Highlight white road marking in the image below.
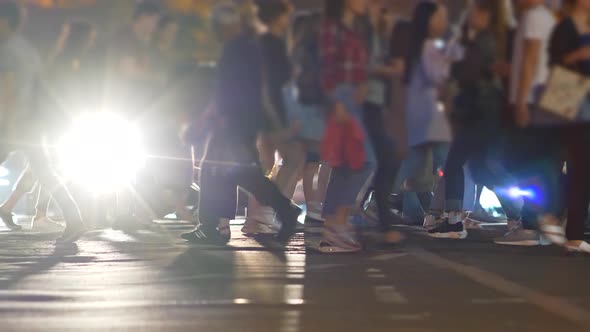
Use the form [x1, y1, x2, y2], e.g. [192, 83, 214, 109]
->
[370, 253, 409, 261]
[374, 285, 408, 304]
[412, 247, 590, 325]
[389, 312, 431, 321]
[470, 297, 527, 304]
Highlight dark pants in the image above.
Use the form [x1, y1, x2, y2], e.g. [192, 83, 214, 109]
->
[363, 102, 399, 229]
[197, 132, 291, 229]
[444, 124, 493, 212]
[561, 125, 590, 240]
[502, 127, 569, 231]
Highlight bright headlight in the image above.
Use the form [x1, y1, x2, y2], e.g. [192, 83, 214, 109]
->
[57, 112, 144, 192]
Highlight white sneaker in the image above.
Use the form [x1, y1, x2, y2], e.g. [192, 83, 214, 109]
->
[494, 223, 550, 246]
[538, 214, 566, 246]
[31, 217, 65, 233]
[242, 206, 280, 235]
[318, 224, 361, 253]
[423, 213, 446, 230]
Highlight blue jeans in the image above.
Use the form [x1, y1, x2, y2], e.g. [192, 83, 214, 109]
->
[394, 142, 449, 220]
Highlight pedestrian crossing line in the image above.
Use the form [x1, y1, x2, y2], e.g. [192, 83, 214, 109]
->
[411, 246, 590, 326]
[374, 285, 408, 304]
[469, 297, 527, 305]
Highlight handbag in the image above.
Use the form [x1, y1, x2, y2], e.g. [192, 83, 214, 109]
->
[320, 113, 366, 170]
[538, 66, 590, 122]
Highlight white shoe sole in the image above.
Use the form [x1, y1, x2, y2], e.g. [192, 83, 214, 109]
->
[428, 231, 468, 240]
[241, 220, 279, 235]
[494, 240, 543, 246]
[317, 242, 362, 253]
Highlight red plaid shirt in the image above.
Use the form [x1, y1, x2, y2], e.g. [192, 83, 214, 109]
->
[319, 20, 369, 92]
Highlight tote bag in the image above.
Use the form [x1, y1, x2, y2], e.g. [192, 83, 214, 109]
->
[536, 66, 590, 123]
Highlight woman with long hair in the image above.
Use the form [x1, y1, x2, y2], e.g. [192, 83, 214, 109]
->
[400, 1, 456, 225]
[425, 0, 516, 239]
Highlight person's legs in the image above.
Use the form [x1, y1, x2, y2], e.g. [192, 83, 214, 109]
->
[257, 133, 277, 176]
[303, 159, 324, 221]
[303, 162, 319, 205]
[317, 163, 331, 203]
[237, 165, 301, 241]
[26, 148, 85, 243]
[320, 167, 374, 252]
[0, 169, 36, 213]
[363, 102, 401, 230]
[183, 133, 241, 244]
[564, 127, 590, 243]
[275, 140, 305, 199]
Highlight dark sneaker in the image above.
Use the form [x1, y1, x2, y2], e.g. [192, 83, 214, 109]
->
[428, 221, 467, 239]
[181, 226, 230, 246]
[0, 210, 22, 231]
[276, 204, 302, 243]
[55, 224, 87, 244]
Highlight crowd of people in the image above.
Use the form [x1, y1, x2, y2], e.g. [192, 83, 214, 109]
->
[0, 0, 589, 254]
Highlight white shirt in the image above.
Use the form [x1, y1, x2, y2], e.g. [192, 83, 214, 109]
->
[509, 5, 556, 104]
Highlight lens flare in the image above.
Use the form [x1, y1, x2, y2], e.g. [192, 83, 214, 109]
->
[57, 112, 144, 193]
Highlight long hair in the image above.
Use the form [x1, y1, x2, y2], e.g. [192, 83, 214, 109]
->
[404, 1, 439, 84]
[485, 0, 509, 62]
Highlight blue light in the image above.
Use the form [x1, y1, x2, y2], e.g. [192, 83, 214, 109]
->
[0, 166, 9, 178]
[495, 186, 537, 201]
[507, 187, 535, 199]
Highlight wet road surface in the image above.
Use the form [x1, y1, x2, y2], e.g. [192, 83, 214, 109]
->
[1, 219, 590, 332]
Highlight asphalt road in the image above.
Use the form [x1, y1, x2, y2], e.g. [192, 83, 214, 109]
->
[1, 218, 590, 332]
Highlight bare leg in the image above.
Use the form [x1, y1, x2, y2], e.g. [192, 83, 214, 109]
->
[275, 141, 305, 199]
[33, 186, 51, 220]
[0, 169, 36, 214]
[317, 164, 331, 204]
[257, 134, 276, 177]
[303, 162, 319, 205]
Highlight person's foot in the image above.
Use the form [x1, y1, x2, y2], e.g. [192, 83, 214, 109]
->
[276, 204, 302, 242]
[565, 240, 590, 254]
[0, 209, 22, 231]
[32, 216, 64, 233]
[423, 213, 445, 230]
[362, 196, 379, 223]
[318, 224, 361, 253]
[181, 225, 230, 245]
[242, 206, 279, 235]
[538, 214, 566, 246]
[305, 202, 325, 222]
[55, 224, 87, 244]
[494, 223, 550, 246]
[428, 220, 468, 239]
